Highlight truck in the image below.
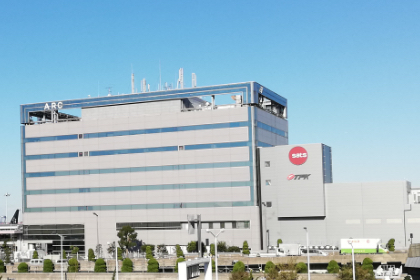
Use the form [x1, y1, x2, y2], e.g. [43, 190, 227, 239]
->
[340, 239, 388, 254]
[250, 244, 328, 257]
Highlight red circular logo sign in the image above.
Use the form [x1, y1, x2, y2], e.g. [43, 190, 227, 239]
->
[289, 146, 308, 165]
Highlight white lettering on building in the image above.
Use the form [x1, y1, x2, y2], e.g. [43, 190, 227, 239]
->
[291, 153, 307, 159]
[44, 102, 63, 111]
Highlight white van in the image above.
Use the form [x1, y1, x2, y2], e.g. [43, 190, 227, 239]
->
[55, 259, 68, 264]
[29, 259, 44, 266]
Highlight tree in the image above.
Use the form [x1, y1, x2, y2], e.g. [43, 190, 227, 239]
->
[70, 246, 79, 254]
[68, 258, 79, 272]
[327, 260, 340, 273]
[117, 247, 123, 260]
[32, 250, 38, 259]
[147, 258, 159, 272]
[187, 241, 197, 253]
[94, 258, 107, 272]
[61, 249, 67, 259]
[228, 246, 241, 252]
[141, 244, 155, 252]
[122, 258, 133, 272]
[338, 264, 375, 280]
[387, 238, 395, 252]
[175, 257, 185, 272]
[146, 246, 153, 259]
[157, 244, 168, 255]
[18, 262, 29, 273]
[210, 244, 215, 255]
[2, 241, 11, 264]
[88, 248, 95, 261]
[107, 242, 116, 257]
[176, 244, 184, 258]
[242, 241, 250, 255]
[212, 259, 215, 272]
[233, 261, 246, 272]
[217, 241, 228, 252]
[0, 259, 5, 273]
[117, 225, 138, 255]
[362, 258, 374, 273]
[43, 259, 54, 272]
[296, 262, 308, 273]
[265, 261, 276, 274]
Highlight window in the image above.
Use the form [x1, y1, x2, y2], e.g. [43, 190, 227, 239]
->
[220, 222, 225, 229]
[266, 202, 272, 207]
[78, 152, 83, 157]
[78, 134, 83, 139]
[232, 221, 237, 229]
[84, 151, 89, 157]
[178, 146, 184, 151]
[209, 222, 213, 229]
[265, 161, 270, 167]
[265, 180, 272, 186]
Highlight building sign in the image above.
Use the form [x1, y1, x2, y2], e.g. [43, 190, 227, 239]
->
[44, 102, 63, 111]
[287, 174, 311, 180]
[288, 146, 308, 165]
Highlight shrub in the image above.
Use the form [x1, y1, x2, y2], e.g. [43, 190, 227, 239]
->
[338, 264, 375, 280]
[141, 244, 155, 252]
[43, 259, 54, 272]
[387, 239, 395, 252]
[187, 241, 197, 253]
[68, 258, 79, 272]
[212, 259, 215, 272]
[277, 239, 283, 245]
[147, 258, 159, 272]
[18, 262, 29, 273]
[217, 241, 228, 252]
[230, 271, 251, 280]
[88, 248, 95, 261]
[175, 257, 185, 272]
[146, 246, 153, 259]
[176, 244, 184, 258]
[327, 260, 340, 273]
[94, 258, 107, 272]
[117, 247, 123, 260]
[362, 258, 374, 272]
[122, 258, 133, 272]
[0, 259, 5, 272]
[265, 261, 276, 274]
[404, 276, 412, 280]
[32, 250, 38, 259]
[210, 244, 215, 255]
[296, 262, 308, 273]
[242, 241, 250, 255]
[232, 261, 246, 273]
[70, 246, 79, 254]
[228, 246, 241, 252]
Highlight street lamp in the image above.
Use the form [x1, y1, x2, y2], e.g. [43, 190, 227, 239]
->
[57, 234, 65, 280]
[4, 193, 10, 222]
[206, 228, 225, 280]
[348, 238, 355, 280]
[108, 241, 118, 280]
[303, 227, 310, 280]
[93, 213, 99, 256]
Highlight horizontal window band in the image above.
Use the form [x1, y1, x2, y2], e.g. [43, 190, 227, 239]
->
[25, 161, 251, 178]
[24, 121, 249, 143]
[25, 180, 253, 195]
[24, 200, 254, 213]
[257, 121, 287, 138]
[25, 141, 250, 160]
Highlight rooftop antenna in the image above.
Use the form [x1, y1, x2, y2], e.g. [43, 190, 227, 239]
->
[192, 73, 197, 88]
[159, 60, 162, 91]
[106, 86, 112, 96]
[131, 65, 135, 94]
[177, 68, 184, 89]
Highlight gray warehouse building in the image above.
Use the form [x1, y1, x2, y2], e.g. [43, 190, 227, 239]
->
[20, 81, 420, 255]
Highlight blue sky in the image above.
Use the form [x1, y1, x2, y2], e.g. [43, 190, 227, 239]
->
[1, 0, 419, 215]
